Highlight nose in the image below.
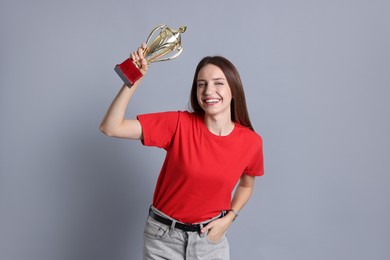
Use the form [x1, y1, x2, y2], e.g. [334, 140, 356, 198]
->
[204, 82, 215, 95]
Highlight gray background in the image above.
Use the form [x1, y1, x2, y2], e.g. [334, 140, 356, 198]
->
[1, 0, 389, 259]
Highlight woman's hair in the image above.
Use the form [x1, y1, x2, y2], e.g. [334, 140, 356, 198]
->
[189, 56, 254, 131]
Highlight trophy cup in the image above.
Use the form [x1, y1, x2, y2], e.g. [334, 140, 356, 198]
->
[115, 25, 187, 86]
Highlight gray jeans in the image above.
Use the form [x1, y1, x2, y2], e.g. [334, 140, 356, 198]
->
[143, 207, 229, 260]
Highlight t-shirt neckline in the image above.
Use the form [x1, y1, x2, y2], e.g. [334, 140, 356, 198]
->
[196, 115, 238, 139]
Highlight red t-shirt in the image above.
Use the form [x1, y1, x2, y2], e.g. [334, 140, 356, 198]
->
[137, 111, 264, 223]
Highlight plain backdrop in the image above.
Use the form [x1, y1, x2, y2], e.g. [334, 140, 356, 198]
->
[1, 0, 389, 259]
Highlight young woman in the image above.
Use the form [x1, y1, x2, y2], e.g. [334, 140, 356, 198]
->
[100, 44, 264, 260]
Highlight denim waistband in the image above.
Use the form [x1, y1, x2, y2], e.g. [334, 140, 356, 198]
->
[150, 205, 226, 225]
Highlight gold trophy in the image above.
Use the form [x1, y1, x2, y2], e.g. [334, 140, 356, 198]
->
[115, 25, 187, 86]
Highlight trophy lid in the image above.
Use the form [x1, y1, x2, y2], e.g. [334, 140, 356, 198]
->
[179, 26, 187, 33]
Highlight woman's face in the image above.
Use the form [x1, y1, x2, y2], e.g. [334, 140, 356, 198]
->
[196, 64, 232, 119]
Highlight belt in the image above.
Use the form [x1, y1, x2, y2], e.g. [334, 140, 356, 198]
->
[149, 208, 225, 232]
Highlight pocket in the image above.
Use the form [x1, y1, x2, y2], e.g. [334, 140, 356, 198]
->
[205, 231, 227, 245]
[144, 216, 169, 239]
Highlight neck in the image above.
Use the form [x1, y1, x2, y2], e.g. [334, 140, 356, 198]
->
[203, 114, 235, 136]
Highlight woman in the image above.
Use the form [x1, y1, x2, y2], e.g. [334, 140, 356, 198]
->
[100, 44, 264, 260]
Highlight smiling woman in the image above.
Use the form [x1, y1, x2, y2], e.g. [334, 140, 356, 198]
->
[191, 56, 254, 132]
[99, 46, 264, 260]
[196, 64, 234, 135]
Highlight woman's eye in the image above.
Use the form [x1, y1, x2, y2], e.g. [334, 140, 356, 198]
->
[216, 82, 224, 85]
[197, 83, 206, 87]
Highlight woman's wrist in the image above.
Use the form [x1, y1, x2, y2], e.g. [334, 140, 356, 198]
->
[225, 210, 238, 222]
[229, 208, 239, 220]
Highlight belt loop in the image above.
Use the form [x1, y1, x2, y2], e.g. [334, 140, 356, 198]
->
[199, 223, 205, 237]
[169, 220, 176, 236]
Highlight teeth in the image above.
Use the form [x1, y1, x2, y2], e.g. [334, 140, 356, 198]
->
[205, 99, 220, 103]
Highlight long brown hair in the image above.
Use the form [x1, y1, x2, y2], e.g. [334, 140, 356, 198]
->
[189, 56, 254, 131]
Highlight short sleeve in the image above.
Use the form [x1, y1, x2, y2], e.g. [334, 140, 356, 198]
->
[137, 111, 180, 150]
[244, 135, 264, 176]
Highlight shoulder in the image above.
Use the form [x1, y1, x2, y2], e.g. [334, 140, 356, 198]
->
[235, 124, 263, 145]
[177, 110, 202, 123]
[137, 110, 200, 126]
[138, 110, 179, 118]
[178, 110, 197, 117]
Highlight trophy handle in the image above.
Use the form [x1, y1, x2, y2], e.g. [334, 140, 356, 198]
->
[152, 46, 183, 63]
[145, 24, 166, 46]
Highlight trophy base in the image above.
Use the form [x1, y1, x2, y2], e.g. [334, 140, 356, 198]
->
[114, 58, 143, 86]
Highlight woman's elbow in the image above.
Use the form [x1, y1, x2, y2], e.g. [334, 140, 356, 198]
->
[99, 123, 114, 136]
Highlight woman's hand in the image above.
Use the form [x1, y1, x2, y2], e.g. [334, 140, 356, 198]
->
[130, 43, 149, 76]
[201, 213, 235, 243]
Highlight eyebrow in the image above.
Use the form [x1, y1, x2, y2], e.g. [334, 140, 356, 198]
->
[197, 78, 226, 82]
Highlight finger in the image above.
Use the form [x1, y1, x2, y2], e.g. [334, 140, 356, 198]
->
[138, 47, 144, 59]
[140, 59, 148, 73]
[141, 58, 147, 68]
[131, 51, 139, 62]
[138, 51, 144, 60]
[201, 223, 214, 233]
[130, 52, 136, 61]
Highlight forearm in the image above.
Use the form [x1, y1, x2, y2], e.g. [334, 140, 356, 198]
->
[201, 175, 256, 239]
[227, 175, 256, 221]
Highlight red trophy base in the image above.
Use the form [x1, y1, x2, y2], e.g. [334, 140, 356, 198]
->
[114, 58, 143, 86]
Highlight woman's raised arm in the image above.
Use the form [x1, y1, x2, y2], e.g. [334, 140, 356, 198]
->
[99, 44, 148, 140]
